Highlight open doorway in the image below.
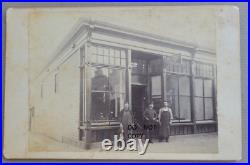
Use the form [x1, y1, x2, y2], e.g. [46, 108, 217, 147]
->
[132, 85, 147, 128]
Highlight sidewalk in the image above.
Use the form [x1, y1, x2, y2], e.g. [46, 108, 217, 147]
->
[146, 133, 218, 153]
[29, 132, 218, 153]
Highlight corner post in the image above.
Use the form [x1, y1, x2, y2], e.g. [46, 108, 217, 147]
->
[79, 47, 84, 141]
[84, 42, 92, 149]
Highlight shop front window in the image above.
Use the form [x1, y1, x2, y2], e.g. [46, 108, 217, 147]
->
[89, 45, 127, 121]
[166, 76, 191, 122]
[91, 67, 126, 121]
[194, 62, 214, 121]
[194, 78, 214, 121]
[164, 57, 192, 123]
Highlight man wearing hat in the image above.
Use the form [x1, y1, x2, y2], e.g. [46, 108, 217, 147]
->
[143, 102, 157, 143]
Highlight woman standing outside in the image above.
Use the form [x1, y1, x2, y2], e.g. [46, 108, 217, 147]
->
[158, 100, 173, 142]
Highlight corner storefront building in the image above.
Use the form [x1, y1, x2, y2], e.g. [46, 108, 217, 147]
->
[31, 20, 217, 149]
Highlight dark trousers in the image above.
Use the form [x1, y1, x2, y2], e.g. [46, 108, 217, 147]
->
[144, 120, 155, 141]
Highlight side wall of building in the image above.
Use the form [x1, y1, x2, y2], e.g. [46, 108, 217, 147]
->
[31, 50, 81, 143]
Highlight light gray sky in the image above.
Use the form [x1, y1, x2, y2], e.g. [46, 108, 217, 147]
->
[29, 6, 216, 80]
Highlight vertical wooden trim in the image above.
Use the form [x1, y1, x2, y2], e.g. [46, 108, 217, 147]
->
[202, 79, 206, 120]
[212, 65, 217, 123]
[85, 43, 91, 122]
[79, 47, 84, 141]
[146, 60, 150, 105]
[177, 77, 180, 122]
[127, 49, 132, 109]
[162, 56, 167, 102]
[85, 43, 92, 149]
[190, 53, 197, 133]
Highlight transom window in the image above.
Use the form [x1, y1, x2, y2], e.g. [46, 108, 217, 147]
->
[90, 45, 126, 67]
[165, 57, 191, 75]
[195, 62, 213, 78]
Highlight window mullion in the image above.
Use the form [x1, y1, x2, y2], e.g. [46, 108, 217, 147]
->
[203, 79, 206, 120]
[178, 76, 180, 122]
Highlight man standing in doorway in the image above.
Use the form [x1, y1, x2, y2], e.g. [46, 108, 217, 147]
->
[143, 102, 157, 143]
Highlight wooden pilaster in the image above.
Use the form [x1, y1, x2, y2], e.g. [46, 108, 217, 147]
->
[79, 47, 84, 141]
[84, 43, 92, 149]
[190, 50, 198, 133]
[126, 49, 132, 109]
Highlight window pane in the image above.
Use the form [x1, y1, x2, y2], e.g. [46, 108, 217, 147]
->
[195, 97, 204, 120]
[115, 50, 120, 65]
[110, 93, 125, 120]
[104, 56, 109, 64]
[97, 55, 104, 64]
[121, 58, 126, 67]
[91, 92, 109, 120]
[171, 95, 179, 119]
[91, 68, 109, 91]
[110, 57, 115, 65]
[204, 65, 208, 77]
[182, 60, 190, 74]
[166, 63, 173, 72]
[93, 54, 97, 63]
[109, 49, 115, 65]
[204, 80, 213, 97]
[205, 98, 213, 120]
[179, 96, 191, 121]
[150, 58, 162, 74]
[115, 57, 120, 66]
[195, 79, 203, 96]
[115, 50, 120, 58]
[97, 46, 103, 55]
[90, 67, 126, 121]
[196, 63, 201, 76]
[90, 46, 97, 63]
[109, 69, 126, 93]
[166, 76, 178, 96]
[103, 47, 109, 56]
[179, 77, 190, 96]
[132, 58, 147, 75]
[209, 65, 213, 77]
[173, 64, 179, 72]
[141, 61, 146, 74]
[151, 76, 161, 95]
[121, 50, 126, 58]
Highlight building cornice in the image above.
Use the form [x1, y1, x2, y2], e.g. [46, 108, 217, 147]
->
[35, 19, 216, 81]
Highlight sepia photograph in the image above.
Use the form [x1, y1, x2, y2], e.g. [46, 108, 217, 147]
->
[3, 4, 243, 161]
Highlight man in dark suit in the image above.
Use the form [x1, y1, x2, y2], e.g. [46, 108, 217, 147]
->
[143, 102, 157, 143]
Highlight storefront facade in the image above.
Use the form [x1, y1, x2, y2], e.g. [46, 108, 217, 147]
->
[33, 20, 217, 149]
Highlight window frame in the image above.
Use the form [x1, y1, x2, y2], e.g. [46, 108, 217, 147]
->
[88, 44, 128, 122]
[165, 74, 192, 123]
[193, 61, 215, 121]
[194, 78, 214, 121]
